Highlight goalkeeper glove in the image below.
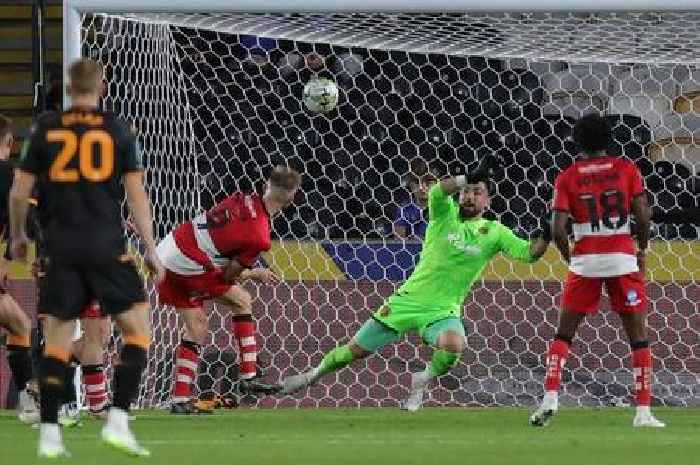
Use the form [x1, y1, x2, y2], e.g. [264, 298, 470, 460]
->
[472, 152, 505, 179]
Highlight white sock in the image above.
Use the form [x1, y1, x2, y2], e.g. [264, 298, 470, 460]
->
[417, 369, 434, 385]
[107, 407, 130, 430]
[636, 405, 651, 416]
[543, 390, 558, 408]
[40, 423, 62, 443]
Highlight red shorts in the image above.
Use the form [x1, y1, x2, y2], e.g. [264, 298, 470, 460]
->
[560, 271, 647, 314]
[157, 269, 232, 309]
[80, 301, 103, 319]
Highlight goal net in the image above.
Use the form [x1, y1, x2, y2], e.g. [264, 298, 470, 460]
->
[78, 10, 700, 408]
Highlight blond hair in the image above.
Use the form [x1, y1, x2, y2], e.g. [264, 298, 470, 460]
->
[68, 58, 104, 96]
[269, 166, 301, 192]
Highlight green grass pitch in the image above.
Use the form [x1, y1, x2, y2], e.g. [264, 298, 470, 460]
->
[1, 407, 698, 465]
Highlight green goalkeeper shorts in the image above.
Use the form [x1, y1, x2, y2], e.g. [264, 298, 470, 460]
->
[353, 296, 465, 352]
[376, 295, 461, 335]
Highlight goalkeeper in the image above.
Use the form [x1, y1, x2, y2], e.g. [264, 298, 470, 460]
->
[280, 159, 551, 410]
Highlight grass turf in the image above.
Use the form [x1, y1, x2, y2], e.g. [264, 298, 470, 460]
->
[1, 407, 698, 465]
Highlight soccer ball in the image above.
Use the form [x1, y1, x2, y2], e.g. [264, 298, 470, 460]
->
[302, 77, 339, 113]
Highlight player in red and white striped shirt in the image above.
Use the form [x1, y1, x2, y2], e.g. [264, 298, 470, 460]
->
[156, 166, 300, 413]
[530, 114, 664, 428]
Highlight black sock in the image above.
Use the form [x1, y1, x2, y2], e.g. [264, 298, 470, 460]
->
[62, 362, 77, 404]
[7, 345, 33, 391]
[39, 357, 68, 424]
[31, 326, 44, 380]
[113, 344, 147, 412]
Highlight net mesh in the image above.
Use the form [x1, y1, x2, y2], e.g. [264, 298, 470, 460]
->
[80, 11, 699, 408]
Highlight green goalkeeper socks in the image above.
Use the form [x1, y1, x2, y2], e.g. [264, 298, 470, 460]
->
[316, 345, 356, 377]
[427, 349, 460, 378]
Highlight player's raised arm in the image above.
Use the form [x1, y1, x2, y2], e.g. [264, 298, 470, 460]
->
[498, 222, 549, 264]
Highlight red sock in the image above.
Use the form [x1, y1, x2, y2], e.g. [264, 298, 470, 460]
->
[172, 340, 200, 403]
[632, 346, 652, 406]
[232, 315, 257, 380]
[82, 364, 108, 412]
[544, 338, 570, 392]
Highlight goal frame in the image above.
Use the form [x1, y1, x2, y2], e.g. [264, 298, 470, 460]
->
[63, 0, 700, 107]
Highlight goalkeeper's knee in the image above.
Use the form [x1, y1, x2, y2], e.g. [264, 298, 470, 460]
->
[428, 349, 460, 378]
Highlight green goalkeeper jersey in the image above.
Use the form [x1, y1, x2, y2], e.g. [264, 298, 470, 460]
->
[392, 184, 536, 315]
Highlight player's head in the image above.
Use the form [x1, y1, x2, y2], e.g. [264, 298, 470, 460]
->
[573, 113, 611, 156]
[459, 170, 492, 219]
[411, 173, 437, 206]
[264, 165, 302, 212]
[67, 58, 105, 101]
[0, 114, 13, 161]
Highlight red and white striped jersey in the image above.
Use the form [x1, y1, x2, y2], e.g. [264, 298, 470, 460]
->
[553, 155, 644, 277]
[157, 193, 271, 275]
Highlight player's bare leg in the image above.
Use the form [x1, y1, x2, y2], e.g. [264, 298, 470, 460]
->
[619, 312, 665, 428]
[530, 310, 585, 427]
[217, 286, 279, 395]
[0, 294, 38, 424]
[78, 315, 111, 418]
[402, 328, 463, 412]
[171, 307, 211, 414]
[37, 316, 75, 458]
[101, 303, 151, 457]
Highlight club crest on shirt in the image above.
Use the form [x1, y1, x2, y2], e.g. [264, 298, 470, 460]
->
[446, 233, 482, 255]
[478, 226, 489, 235]
[625, 289, 640, 306]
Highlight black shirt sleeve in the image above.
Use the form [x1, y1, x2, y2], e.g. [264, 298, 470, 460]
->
[121, 124, 143, 173]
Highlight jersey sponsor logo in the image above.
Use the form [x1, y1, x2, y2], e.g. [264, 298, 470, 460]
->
[446, 233, 482, 255]
[576, 172, 620, 187]
[577, 162, 613, 174]
[625, 289, 641, 306]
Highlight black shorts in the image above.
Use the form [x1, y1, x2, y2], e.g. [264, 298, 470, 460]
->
[39, 257, 147, 321]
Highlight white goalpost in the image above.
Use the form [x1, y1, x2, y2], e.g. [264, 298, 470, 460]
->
[63, 0, 700, 409]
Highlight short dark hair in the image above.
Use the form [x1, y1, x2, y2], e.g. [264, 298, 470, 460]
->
[573, 113, 611, 154]
[466, 170, 494, 194]
[0, 114, 12, 140]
